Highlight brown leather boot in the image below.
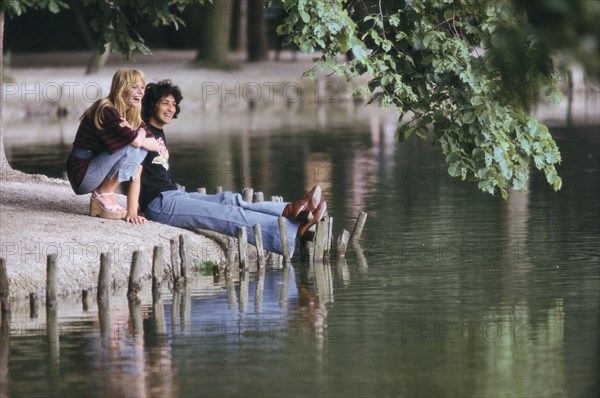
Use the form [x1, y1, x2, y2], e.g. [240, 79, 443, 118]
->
[282, 185, 321, 222]
[297, 201, 327, 238]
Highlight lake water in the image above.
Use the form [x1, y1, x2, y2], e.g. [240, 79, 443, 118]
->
[2, 103, 599, 397]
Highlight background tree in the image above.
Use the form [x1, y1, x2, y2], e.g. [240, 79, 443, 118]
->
[277, 0, 598, 198]
[247, 0, 269, 62]
[195, 0, 234, 68]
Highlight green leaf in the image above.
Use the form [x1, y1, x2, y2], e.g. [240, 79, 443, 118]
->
[448, 162, 461, 177]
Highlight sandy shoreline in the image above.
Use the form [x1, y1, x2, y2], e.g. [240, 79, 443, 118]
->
[0, 175, 225, 302]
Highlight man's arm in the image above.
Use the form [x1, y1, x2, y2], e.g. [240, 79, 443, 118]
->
[125, 165, 147, 225]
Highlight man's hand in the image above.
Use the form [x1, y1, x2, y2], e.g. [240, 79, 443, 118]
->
[126, 213, 147, 225]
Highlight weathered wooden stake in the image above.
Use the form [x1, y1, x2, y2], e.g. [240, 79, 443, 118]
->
[46, 254, 58, 309]
[196, 187, 207, 195]
[212, 264, 221, 283]
[127, 251, 143, 300]
[171, 288, 181, 333]
[253, 192, 264, 202]
[279, 265, 290, 309]
[181, 284, 191, 335]
[215, 186, 223, 193]
[242, 187, 254, 202]
[29, 292, 39, 318]
[0, 258, 10, 315]
[225, 272, 238, 311]
[299, 239, 312, 262]
[152, 245, 164, 292]
[278, 217, 291, 265]
[336, 229, 350, 257]
[324, 216, 334, 259]
[179, 235, 190, 282]
[313, 220, 328, 263]
[152, 285, 166, 335]
[97, 252, 111, 307]
[254, 266, 265, 312]
[239, 271, 249, 313]
[170, 238, 181, 283]
[81, 290, 89, 312]
[349, 211, 368, 244]
[238, 226, 248, 271]
[253, 224, 266, 269]
[226, 239, 236, 275]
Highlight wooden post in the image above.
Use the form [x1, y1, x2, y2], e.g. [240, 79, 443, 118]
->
[238, 226, 248, 271]
[171, 288, 181, 334]
[152, 284, 166, 336]
[152, 245, 164, 293]
[253, 224, 266, 269]
[46, 254, 58, 309]
[97, 252, 111, 307]
[299, 239, 312, 263]
[336, 229, 350, 257]
[324, 216, 334, 259]
[196, 187, 207, 195]
[279, 265, 290, 310]
[349, 211, 368, 244]
[97, 255, 112, 346]
[0, 258, 9, 315]
[181, 284, 191, 336]
[226, 239, 236, 275]
[29, 292, 39, 319]
[254, 266, 265, 312]
[128, 296, 144, 339]
[278, 217, 291, 265]
[354, 242, 368, 270]
[179, 235, 189, 282]
[81, 290, 89, 312]
[239, 271, 249, 313]
[253, 192, 264, 202]
[170, 238, 181, 283]
[46, 304, 60, 374]
[242, 187, 254, 202]
[127, 251, 143, 301]
[215, 186, 223, 193]
[225, 272, 238, 312]
[212, 263, 221, 283]
[313, 220, 328, 263]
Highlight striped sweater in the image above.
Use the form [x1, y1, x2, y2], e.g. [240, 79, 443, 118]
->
[66, 106, 151, 191]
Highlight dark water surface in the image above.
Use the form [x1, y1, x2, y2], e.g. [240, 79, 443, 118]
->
[2, 107, 599, 397]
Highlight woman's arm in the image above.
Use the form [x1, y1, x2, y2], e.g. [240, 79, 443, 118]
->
[125, 165, 147, 225]
[131, 128, 160, 152]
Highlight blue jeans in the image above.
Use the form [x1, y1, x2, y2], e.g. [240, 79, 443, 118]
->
[145, 190, 299, 256]
[76, 145, 147, 194]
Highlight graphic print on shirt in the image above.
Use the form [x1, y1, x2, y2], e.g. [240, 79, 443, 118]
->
[151, 137, 170, 170]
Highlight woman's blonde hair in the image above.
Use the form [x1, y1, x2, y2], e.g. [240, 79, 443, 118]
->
[82, 68, 145, 131]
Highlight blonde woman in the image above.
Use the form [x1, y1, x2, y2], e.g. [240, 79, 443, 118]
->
[66, 68, 159, 219]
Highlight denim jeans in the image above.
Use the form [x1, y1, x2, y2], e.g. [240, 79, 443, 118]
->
[76, 145, 147, 194]
[145, 190, 299, 256]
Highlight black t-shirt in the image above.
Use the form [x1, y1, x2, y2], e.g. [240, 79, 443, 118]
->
[139, 124, 178, 210]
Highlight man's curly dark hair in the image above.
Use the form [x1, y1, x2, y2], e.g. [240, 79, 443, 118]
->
[142, 79, 183, 123]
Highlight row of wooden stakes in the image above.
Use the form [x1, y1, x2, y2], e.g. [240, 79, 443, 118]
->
[0, 186, 367, 318]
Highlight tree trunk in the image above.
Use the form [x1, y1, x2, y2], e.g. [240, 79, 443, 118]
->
[195, 0, 234, 68]
[86, 44, 110, 75]
[229, 0, 248, 52]
[247, 0, 268, 62]
[0, 11, 11, 174]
